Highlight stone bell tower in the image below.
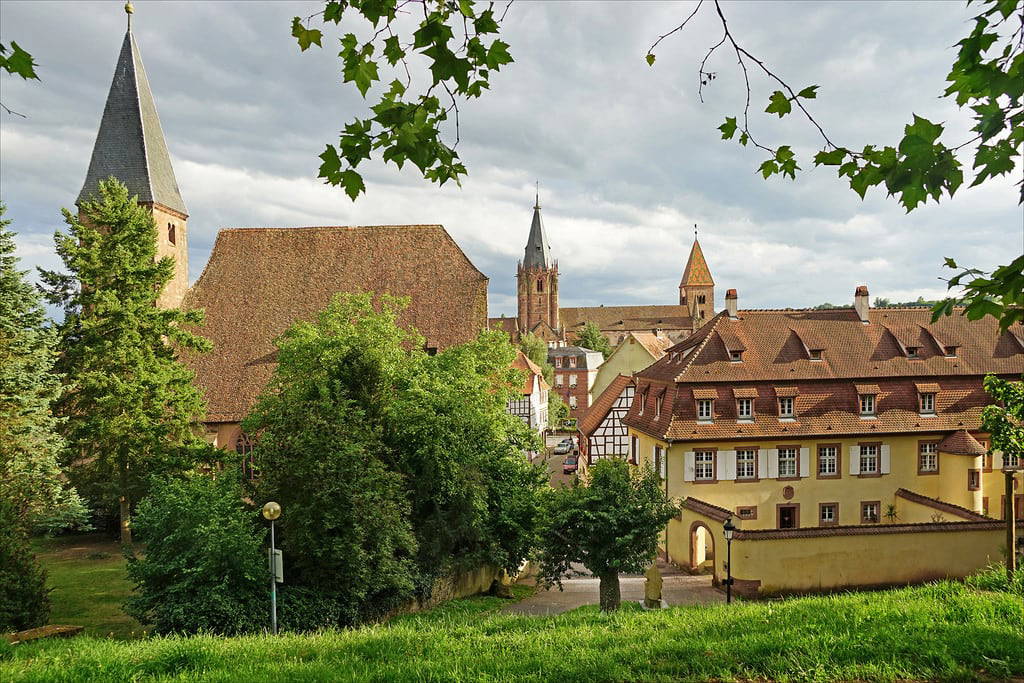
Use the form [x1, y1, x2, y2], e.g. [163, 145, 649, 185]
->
[516, 189, 560, 340]
[77, 2, 189, 308]
[679, 237, 715, 323]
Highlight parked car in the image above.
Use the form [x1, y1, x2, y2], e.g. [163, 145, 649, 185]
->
[562, 455, 579, 475]
[553, 438, 574, 455]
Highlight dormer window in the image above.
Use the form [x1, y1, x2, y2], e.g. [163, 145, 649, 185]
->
[655, 394, 663, 418]
[638, 390, 648, 415]
[906, 346, 919, 359]
[737, 397, 753, 421]
[809, 349, 822, 361]
[555, 357, 563, 368]
[569, 356, 577, 368]
[729, 350, 742, 362]
[943, 345, 958, 358]
[859, 394, 876, 417]
[697, 399, 713, 422]
[919, 392, 935, 415]
[778, 397, 794, 419]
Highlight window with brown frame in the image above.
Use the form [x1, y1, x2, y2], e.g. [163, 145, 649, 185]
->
[816, 444, 840, 479]
[979, 440, 992, 472]
[982, 497, 989, 516]
[819, 502, 839, 526]
[736, 505, 757, 520]
[736, 397, 753, 420]
[655, 393, 663, 418]
[860, 500, 880, 524]
[777, 504, 800, 529]
[696, 399, 714, 422]
[236, 433, 258, 482]
[859, 393, 876, 417]
[735, 449, 758, 481]
[968, 469, 981, 491]
[694, 450, 716, 482]
[167, 223, 176, 245]
[858, 443, 880, 475]
[919, 392, 936, 414]
[777, 446, 799, 479]
[917, 441, 939, 474]
[630, 436, 639, 465]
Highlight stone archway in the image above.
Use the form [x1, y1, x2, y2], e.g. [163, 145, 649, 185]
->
[688, 521, 716, 572]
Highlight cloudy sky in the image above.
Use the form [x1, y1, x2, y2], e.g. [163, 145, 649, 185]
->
[1, 0, 1020, 317]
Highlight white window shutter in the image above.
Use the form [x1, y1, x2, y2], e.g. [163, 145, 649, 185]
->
[660, 449, 667, 479]
[716, 450, 731, 480]
[684, 451, 695, 482]
[799, 447, 810, 478]
[766, 448, 779, 479]
[880, 444, 891, 474]
[995, 451, 1004, 469]
[757, 450, 769, 479]
[850, 446, 861, 475]
[722, 450, 736, 480]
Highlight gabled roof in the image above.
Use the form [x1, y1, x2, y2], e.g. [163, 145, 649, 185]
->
[78, 30, 187, 216]
[680, 239, 714, 287]
[489, 316, 520, 337]
[559, 304, 694, 333]
[183, 225, 488, 422]
[521, 203, 553, 269]
[579, 374, 634, 436]
[511, 351, 548, 395]
[630, 331, 674, 359]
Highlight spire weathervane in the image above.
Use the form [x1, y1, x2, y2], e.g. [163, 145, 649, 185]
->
[125, 1, 134, 30]
[694, 224, 698, 239]
[534, 180, 540, 209]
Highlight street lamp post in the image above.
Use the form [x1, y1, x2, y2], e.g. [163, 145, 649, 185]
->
[262, 501, 282, 634]
[723, 517, 736, 604]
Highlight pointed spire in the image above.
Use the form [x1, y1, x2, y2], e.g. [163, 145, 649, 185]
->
[77, 21, 188, 216]
[522, 188, 552, 269]
[680, 238, 714, 287]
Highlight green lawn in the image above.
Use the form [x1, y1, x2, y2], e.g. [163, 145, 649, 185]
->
[2, 580, 1021, 682]
[30, 533, 146, 639]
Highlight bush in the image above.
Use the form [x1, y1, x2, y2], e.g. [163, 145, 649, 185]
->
[124, 474, 267, 635]
[0, 501, 50, 632]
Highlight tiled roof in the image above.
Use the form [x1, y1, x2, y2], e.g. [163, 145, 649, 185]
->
[731, 519, 1020, 540]
[680, 496, 732, 522]
[630, 331, 674, 359]
[937, 429, 987, 456]
[78, 30, 187, 216]
[489, 316, 520, 337]
[183, 225, 488, 422]
[679, 239, 714, 287]
[894, 488, 989, 521]
[559, 305, 694, 333]
[637, 308, 1022, 384]
[579, 374, 633, 436]
[511, 351, 548, 395]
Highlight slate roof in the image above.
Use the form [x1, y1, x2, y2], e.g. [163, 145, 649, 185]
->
[680, 239, 714, 287]
[521, 203, 553, 269]
[78, 30, 187, 216]
[183, 225, 488, 422]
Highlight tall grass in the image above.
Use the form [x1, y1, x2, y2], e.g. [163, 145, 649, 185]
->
[2, 581, 1021, 682]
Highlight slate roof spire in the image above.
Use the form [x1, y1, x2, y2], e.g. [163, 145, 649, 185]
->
[680, 238, 714, 287]
[77, 20, 188, 216]
[522, 184, 552, 269]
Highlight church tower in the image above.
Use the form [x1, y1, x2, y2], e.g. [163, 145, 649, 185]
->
[77, 5, 189, 308]
[517, 191, 560, 340]
[679, 238, 715, 323]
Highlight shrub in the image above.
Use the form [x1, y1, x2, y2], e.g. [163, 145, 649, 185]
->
[124, 474, 267, 635]
[0, 501, 49, 632]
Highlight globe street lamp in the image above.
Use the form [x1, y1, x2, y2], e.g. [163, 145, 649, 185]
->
[723, 517, 736, 604]
[262, 501, 282, 634]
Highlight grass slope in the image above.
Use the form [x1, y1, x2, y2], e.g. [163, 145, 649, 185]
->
[30, 534, 146, 639]
[2, 581, 1021, 682]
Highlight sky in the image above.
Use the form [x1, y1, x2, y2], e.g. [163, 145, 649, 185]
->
[1, 0, 1021, 318]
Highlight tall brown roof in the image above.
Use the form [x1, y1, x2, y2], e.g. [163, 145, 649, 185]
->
[511, 350, 548, 395]
[559, 304, 694, 334]
[488, 316, 520, 338]
[183, 225, 488, 422]
[680, 239, 714, 287]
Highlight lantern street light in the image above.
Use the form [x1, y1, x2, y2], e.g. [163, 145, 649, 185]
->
[262, 501, 282, 634]
[723, 517, 736, 604]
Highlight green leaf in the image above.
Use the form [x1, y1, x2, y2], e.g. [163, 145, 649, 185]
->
[738, 132, 749, 147]
[718, 116, 737, 140]
[814, 148, 848, 166]
[383, 36, 404, 66]
[291, 17, 323, 51]
[473, 9, 499, 34]
[765, 90, 792, 117]
[0, 41, 39, 80]
[904, 114, 944, 144]
[646, 53, 656, 66]
[759, 160, 778, 179]
[458, 0, 475, 18]
[797, 85, 818, 99]
[485, 40, 513, 70]
[323, 1, 345, 23]
[339, 169, 366, 200]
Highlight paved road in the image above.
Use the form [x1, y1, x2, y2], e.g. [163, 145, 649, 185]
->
[504, 563, 724, 616]
[535, 433, 578, 488]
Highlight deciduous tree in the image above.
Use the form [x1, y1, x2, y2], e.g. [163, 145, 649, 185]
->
[39, 179, 213, 545]
[536, 459, 678, 611]
[576, 322, 613, 359]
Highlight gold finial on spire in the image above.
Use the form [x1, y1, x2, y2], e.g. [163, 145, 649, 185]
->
[125, 1, 134, 30]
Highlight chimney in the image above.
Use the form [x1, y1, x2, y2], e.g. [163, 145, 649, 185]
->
[725, 288, 738, 319]
[854, 285, 870, 323]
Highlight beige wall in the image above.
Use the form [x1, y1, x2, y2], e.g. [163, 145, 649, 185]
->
[151, 204, 188, 309]
[592, 338, 656, 399]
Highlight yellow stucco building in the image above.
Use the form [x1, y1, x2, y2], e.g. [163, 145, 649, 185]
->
[624, 288, 1023, 594]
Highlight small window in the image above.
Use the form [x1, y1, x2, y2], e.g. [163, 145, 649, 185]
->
[920, 392, 935, 414]
[859, 394, 876, 416]
[555, 357, 562, 368]
[861, 501, 880, 524]
[536, 279, 544, 292]
[630, 436, 639, 465]
[569, 395, 578, 409]
[555, 375, 563, 387]
[737, 506, 757, 519]
[697, 294, 706, 304]
[859, 444, 879, 474]
[820, 503, 838, 525]
[697, 399, 713, 421]
[694, 451, 715, 481]
[569, 356, 577, 368]
[236, 433, 258, 482]
[729, 350, 743, 362]
[818, 445, 838, 476]
[568, 374, 577, 388]
[777, 447, 798, 478]
[167, 223, 176, 245]
[778, 505, 798, 529]
[906, 346, 919, 359]
[736, 398, 753, 420]
[943, 345, 958, 358]
[638, 390, 647, 415]
[736, 449, 757, 480]
[778, 397, 794, 418]
[918, 442, 938, 473]
[968, 469, 980, 491]
[655, 394, 663, 418]
[809, 349, 822, 361]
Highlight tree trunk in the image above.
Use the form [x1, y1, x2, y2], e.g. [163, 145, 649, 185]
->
[119, 494, 132, 546]
[598, 571, 621, 611]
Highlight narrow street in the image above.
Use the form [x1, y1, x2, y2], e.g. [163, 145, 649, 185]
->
[535, 432, 578, 488]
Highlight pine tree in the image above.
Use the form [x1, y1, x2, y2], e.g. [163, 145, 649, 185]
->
[39, 179, 213, 545]
[0, 204, 88, 534]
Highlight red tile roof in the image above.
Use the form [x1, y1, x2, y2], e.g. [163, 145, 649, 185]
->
[183, 225, 488, 422]
[894, 488, 989, 521]
[680, 239, 714, 287]
[511, 350, 548, 395]
[937, 429, 987, 456]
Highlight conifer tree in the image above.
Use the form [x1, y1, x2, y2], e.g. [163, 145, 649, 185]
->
[39, 179, 212, 545]
[0, 205, 88, 533]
